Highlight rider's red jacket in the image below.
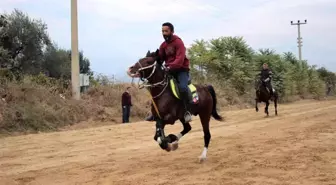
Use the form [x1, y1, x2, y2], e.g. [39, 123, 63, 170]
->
[158, 35, 190, 71]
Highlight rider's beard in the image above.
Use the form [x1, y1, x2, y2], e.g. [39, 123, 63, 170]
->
[163, 34, 172, 42]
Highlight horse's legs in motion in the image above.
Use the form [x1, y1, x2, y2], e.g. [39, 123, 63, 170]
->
[167, 119, 192, 151]
[177, 119, 192, 140]
[255, 98, 259, 112]
[264, 100, 270, 116]
[153, 120, 170, 151]
[274, 96, 278, 116]
[199, 113, 211, 162]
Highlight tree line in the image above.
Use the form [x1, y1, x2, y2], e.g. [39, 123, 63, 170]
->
[187, 37, 336, 100]
[1, 9, 335, 100]
[0, 9, 92, 81]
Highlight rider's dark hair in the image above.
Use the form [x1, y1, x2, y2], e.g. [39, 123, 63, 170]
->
[162, 22, 174, 32]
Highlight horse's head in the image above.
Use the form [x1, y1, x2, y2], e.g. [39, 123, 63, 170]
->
[255, 79, 262, 90]
[256, 79, 270, 98]
[127, 49, 162, 80]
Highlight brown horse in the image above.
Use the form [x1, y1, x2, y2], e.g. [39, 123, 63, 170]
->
[127, 49, 223, 162]
[255, 79, 278, 116]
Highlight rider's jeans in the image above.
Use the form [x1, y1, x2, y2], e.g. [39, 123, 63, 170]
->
[174, 71, 189, 94]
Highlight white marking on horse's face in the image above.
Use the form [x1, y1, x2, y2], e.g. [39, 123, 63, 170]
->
[127, 68, 140, 78]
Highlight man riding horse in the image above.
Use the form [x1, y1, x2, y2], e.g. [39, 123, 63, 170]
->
[255, 63, 278, 116]
[146, 22, 192, 122]
[258, 63, 275, 97]
[127, 23, 223, 161]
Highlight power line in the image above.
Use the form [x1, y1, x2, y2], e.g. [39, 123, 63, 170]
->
[290, 20, 307, 61]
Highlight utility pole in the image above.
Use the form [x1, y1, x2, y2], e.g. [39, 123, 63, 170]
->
[71, 0, 80, 100]
[290, 20, 307, 61]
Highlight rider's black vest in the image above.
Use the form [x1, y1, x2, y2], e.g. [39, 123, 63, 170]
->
[260, 69, 272, 80]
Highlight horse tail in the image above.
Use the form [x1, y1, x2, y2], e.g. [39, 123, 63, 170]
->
[207, 85, 223, 121]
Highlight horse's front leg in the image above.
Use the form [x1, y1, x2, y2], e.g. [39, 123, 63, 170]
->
[153, 119, 170, 151]
[255, 98, 259, 112]
[167, 119, 192, 151]
[264, 101, 269, 116]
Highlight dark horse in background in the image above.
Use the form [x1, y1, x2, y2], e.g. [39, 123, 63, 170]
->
[127, 49, 223, 162]
[255, 79, 278, 116]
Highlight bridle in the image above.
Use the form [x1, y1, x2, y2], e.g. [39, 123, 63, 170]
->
[256, 79, 264, 91]
[134, 58, 169, 99]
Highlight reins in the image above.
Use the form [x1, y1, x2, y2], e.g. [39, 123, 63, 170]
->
[132, 58, 169, 119]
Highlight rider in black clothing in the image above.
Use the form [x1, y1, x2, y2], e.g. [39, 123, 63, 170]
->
[258, 63, 274, 97]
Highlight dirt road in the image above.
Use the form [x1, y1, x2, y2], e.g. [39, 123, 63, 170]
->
[0, 100, 335, 185]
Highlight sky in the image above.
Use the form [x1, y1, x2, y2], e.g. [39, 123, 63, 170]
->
[1, 0, 336, 81]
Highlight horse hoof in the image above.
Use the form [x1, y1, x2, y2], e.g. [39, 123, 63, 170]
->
[171, 141, 179, 151]
[165, 144, 172, 152]
[167, 134, 178, 143]
[199, 156, 207, 163]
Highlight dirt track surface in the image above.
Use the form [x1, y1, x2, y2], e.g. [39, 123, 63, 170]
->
[1, 100, 336, 185]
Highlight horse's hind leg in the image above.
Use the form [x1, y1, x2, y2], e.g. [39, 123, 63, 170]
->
[255, 98, 259, 112]
[199, 113, 211, 162]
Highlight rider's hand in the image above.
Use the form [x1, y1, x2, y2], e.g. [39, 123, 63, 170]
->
[165, 67, 170, 72]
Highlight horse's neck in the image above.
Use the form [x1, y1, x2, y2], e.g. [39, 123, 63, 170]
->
[259, 84, 269, 95]
[148, 85, 166, 96]
[147, 69, 168, 97]
[148, 67, 164, 82]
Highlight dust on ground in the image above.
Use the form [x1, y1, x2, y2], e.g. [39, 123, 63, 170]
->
[0, 100, 335, 185]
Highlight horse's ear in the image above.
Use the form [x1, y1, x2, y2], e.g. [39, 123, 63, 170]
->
[146, 50, 150, 57]
[155, 49, 163, 64]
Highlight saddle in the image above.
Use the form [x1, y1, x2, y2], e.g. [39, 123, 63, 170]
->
[169, 77, 199, 104]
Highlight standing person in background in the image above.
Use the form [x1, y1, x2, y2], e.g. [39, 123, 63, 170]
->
[327, 83, 332, 96]
[122, 87, 132, 123]
[145, 100, 155, 122]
